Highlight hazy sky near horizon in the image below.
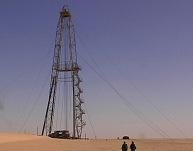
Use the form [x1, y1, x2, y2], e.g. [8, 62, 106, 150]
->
[0, 0, 193, 138]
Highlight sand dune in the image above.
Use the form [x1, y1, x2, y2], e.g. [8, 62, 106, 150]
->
[0, 134, 192, 151]
[0, 133, 42, 144]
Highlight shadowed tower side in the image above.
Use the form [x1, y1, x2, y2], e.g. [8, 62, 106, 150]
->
[41, 6, 85, 139]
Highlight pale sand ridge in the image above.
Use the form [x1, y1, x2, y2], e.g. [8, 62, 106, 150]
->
[0, 134, 192, 151]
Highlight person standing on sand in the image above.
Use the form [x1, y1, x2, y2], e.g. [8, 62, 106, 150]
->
[130, 141, 136, 151]
[122, 141, 128, 151]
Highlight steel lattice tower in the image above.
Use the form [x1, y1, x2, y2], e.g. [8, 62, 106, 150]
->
[41, 6, 85, 139]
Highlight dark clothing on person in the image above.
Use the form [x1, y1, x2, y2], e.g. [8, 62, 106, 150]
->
[122, 142, 128, 151]
[130, 142, 136, 151]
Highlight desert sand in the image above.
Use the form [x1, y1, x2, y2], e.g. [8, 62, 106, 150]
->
[0, 133, 192, 151]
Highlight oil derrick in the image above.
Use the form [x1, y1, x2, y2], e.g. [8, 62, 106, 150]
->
[41, 6, 85, 139]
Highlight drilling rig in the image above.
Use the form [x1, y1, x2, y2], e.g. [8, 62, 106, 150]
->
[41, 6, 85, 139]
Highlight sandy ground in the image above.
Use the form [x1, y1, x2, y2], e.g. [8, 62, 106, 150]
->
[0, 134, 192, 151]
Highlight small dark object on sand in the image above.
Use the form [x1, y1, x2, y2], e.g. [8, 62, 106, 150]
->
[122, 136, 130, 139]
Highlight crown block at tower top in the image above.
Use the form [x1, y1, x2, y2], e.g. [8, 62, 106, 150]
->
[60, 9, 71, 17]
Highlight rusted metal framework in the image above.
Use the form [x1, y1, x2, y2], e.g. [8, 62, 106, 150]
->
[41, 6, 85, 139]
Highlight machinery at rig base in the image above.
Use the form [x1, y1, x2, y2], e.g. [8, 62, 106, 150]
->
[48, 130, 70, 139]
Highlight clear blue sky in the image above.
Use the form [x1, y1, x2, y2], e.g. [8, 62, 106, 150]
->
[0, 0, 192, 138]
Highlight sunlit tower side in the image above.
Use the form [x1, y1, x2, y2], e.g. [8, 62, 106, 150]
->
[41, 6, 86, 139]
